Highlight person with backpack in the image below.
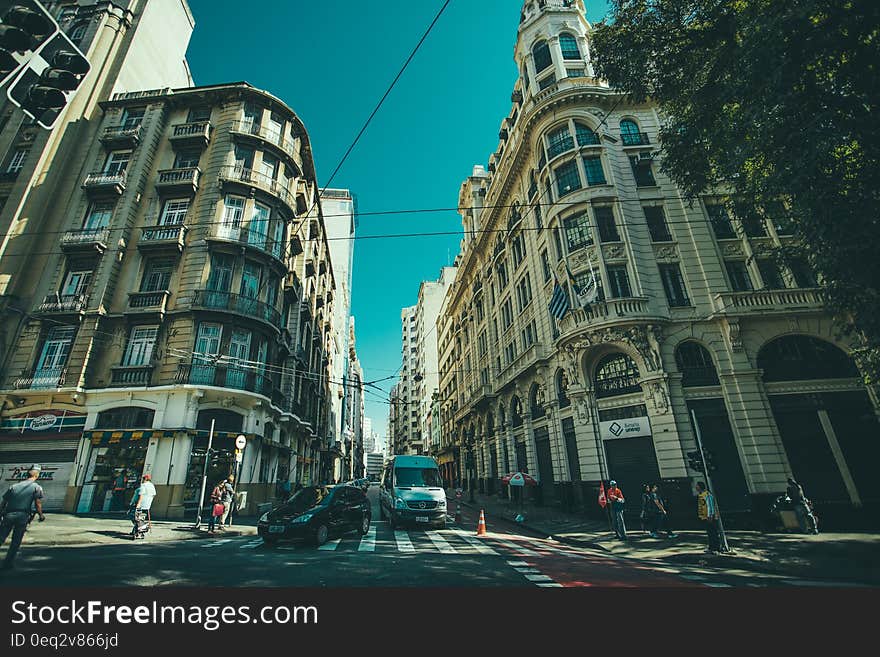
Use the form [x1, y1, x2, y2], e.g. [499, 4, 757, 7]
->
[696, 481, 721, 553]
[648, 483, 677, 538]
[786, 477, 819, 534]
[208, 480, 225, 533]
[0, 466, 45, 570]
[607, 480, 627, 540]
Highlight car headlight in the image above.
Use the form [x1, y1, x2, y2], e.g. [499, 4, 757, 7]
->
[259, 512, 270, 523]
[437, 499, 446, 508]
[290, 513, 313, 524]
[395, 498, 407, 510]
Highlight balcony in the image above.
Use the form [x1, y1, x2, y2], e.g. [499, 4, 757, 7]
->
[13, 367, 67, 390]
[557, 297, 666, 338]
[99, 124, 142, 148]
[169, 121, 212, 148]
[109, 365, 154, 387]
[229, 121, 302, 171]
[218, 166, 296, 216]
[175, 363, 275, 398]
[284, 271, 302, 299]
[60, 227, 111, 254]
[37, 293, 88, 315]
[621, 132, 651, 147]
[82, 170, 126, 196]
[155, 167, 200, 195]
[191, 289, 282, 331]
[127, 290, 170, 318]
[138, 224, 187, 254]
[207, 224, 284, 265]
[712, 288, 825, 317]
[294, 346, 308, 366]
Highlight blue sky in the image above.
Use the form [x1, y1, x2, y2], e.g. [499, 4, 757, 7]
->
[186, 0, 611, 436]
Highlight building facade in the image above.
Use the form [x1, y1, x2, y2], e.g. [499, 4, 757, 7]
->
[438, 0, 880, 523]
[0, 81, 339, 517]
[393, 267, 456, 456]
[341, 317, 364, 480]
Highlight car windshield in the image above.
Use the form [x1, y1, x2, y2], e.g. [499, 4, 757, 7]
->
[394, 467, 443, 488]
[284, 486, 330, 513]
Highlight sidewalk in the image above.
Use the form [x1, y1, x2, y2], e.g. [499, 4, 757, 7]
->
[454, 488, 880, 585]
[16, 513, 259, 548]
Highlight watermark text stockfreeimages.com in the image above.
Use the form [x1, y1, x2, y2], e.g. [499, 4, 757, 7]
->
[10, 600, 318, 632]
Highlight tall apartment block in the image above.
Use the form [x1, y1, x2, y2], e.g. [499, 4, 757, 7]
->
[437, 0, 879, 522]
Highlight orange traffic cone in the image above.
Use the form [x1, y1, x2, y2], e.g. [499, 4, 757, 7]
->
[476, 509, 487, 536]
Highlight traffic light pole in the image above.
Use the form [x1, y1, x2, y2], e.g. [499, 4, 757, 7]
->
[194, 419, 215, 529]
[690, 409, 730, 553]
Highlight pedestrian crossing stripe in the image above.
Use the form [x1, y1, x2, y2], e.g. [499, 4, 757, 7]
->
[451, 529, 498, 555]
[493, 539, 541, 556]
[524, 574, 555, 582]
[536, 583, 564, 587]
[358, 525, 376, 552]
[318, 538, 341, 551]
[394, 530, 415, 552]
[426, 531, 457, 554]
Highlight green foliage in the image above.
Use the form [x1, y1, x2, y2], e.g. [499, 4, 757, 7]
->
[592, 0, 880, 381]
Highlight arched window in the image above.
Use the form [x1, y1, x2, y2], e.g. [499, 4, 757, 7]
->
[511, 397, 523, 428]
[758, 336, 859, 382]
[486, 412, 495, 437]
[559, 33, 580, 60]
[69, 23, 87, 46]
[530, 383, 545, 419]
[620, 119, 644, 146]
[546, 125, 574, 158]
[575, 122, 599, 146]
[533, 40, 552, 73]
[675, 342, 720, 387]
[556, 369, 570, 408]
[594, 353, 642, 398]
[96, 407, 154, 429]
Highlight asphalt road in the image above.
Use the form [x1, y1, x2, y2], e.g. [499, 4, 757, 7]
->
[0, 487, 849, 588]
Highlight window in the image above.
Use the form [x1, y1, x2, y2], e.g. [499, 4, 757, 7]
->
[563, 212, 592, 251]
[575, 123, 599, 146]
[234, 145, 254, 171]
[594, 352, 642, 399]
[629, 156, 656, 186]
[541, 249, 551, 282]
[511, 233, 526, 269]
[501, 299, 513, 331]
[533, 40, 552, 73]
[538, 74, 557, 90]
[553, 228, 564, 261]
[559, 33, 580, 60]
[104, 151, 130, 175]
[221, 195, 245, 236]
[478, 332, 488, 357]
[260, 153, 278, 180]
[187, 106, 211, 123]
[248, 202, 270, 247]
[740, 212, 767, 238]
[706, 203, 735, 239]
[141, 258, 174, 292]
[95, 407, 154, 430]
[266, 112, 284, 145]
[157, 198, 188, 226]
[206, 254, 234, 292]
[174, 149, 200, 169]
[595, 206, 619, 242]
[35, 326, 75, 374]
[496, 260, 508, 289]
[240, 262, 261, 299]
[82, 202, 113, 230]
[505, 342, 517, 366]
[757, 259, 785, 289]
[566, 68, 586, 78]
[726, 260, 753, 292]
[788, 258, 817, 287]
[69, 23, 87, 45]
[675, 342, 720, 387]
[533, 202, 542, 229]
[554, 160, 581, 197]
[516, 274, 533, 311]
[121, 107, 145, 128]
[659, 263, 690, 306]
[123, 326, 158, 366]
[521, 320, 536, 351]
[606, 265, 632, 298]
[583, 156, 606, 185]
[620, 119, 645, 146]
[547, 126, 574, 159]
[6, 148, 29, 173]
[556, 370, 570, 408]
[61, 269, 91, 298]
[574, 270, 604, 301]
[768, 203, 794, 236]
[644, 206, 672, 241]
[242, 103, 261, 132]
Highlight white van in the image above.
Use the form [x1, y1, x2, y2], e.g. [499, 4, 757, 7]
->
[379, 455, 447, 529]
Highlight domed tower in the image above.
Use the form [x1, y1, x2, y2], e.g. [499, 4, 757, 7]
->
[516, 0, 594, 98]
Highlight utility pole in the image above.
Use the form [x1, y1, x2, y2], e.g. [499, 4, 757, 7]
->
[690, 409, 730, 553]
[194, 419, 215, 529]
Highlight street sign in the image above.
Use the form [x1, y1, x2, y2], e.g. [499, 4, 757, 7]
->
[235, 434, 246, 449]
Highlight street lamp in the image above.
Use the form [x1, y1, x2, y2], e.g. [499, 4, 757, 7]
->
[466, 436, 475, 503]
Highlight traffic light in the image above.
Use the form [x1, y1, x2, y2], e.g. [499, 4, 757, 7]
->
[7, 28, 88, 129]
[686, 450, 704, 472]
[0, 1, 57, 86]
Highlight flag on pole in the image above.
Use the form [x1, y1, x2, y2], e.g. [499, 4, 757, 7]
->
[548, 274, 570, 320]
[568, 257, 599, 309]
[598, 481, 607, 508]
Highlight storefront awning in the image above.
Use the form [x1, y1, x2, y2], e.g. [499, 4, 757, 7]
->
[85, 429, 178, 446]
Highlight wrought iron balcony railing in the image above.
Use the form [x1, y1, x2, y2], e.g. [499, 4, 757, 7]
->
[191, 289, 282, 329]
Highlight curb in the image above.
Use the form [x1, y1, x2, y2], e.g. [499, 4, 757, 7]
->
[25, 527, 255, 549]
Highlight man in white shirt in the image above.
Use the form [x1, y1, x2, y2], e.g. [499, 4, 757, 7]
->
[130, 474, 156, 536]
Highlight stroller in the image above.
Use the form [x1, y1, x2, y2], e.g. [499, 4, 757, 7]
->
[128, 508, 151, 540]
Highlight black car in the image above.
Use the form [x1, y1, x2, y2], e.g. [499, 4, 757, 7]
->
[258, 485, 371, 546]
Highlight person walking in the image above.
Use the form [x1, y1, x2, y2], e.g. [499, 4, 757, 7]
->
[649, 484, 677, 538]
[129, 474, 156, 538]
[607, 480, 627, 540]
[0, 466, 45, 570]
[696, 481, 721, 553]
[786, 477, 818, 534]
[208, 480, 224, 533]
[639, 483, 652, 533]
[220, 475, 235, 527]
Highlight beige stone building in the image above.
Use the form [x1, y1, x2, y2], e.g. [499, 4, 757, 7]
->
[0, 79, 338, 517]
[438, 0, 880, 523]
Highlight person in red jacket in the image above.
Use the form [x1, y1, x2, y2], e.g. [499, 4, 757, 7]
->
[607, 480, 627, 540]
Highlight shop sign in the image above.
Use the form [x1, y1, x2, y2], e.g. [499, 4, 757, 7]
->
[599, 416, 651, 440]
[29, 414, 59, 431]
[0, 410, 86, 435]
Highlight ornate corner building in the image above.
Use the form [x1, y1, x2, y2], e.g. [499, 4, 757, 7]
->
[438, 0, 880, 522]
[0, 2, 342, 516]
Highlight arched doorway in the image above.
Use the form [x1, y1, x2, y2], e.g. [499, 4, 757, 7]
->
[759, 335, 878, 510]
[184, 409, 245, 506]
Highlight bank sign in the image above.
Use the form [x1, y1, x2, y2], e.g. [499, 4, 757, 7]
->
[599, 416, 651, 440]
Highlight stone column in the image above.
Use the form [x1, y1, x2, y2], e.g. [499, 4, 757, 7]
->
[549, 35, 566, 83]
[568, 388, 603, 482]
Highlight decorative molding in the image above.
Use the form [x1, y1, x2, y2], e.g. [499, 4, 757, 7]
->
[648, 382, 670, 414]
[602, 244, 625, 260]
[722, 243, 744, 257]
[653, 244, 678, 261]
